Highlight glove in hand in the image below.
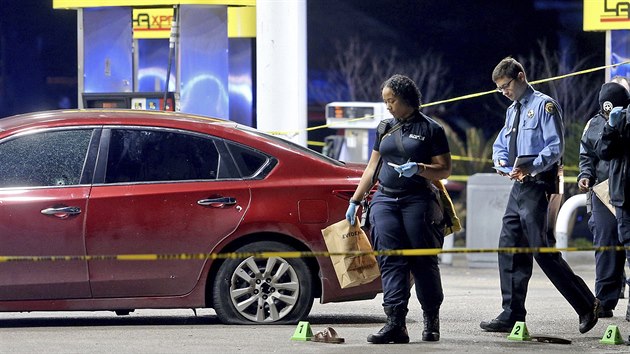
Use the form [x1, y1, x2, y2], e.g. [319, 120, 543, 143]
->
[394, 162, 419, 177]
[609, 106, 623, 127]
[345, 203, 357, 225]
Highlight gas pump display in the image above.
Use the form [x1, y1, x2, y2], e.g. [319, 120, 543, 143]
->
[324, 102, 393, 163]
[83, 92, 175, 111]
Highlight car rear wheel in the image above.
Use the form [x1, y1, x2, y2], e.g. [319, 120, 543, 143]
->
[212, 241, 314, 324]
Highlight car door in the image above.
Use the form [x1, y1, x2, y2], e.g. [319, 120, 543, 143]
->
[85, 127, 251, 298]
[0, 128, 97, 300]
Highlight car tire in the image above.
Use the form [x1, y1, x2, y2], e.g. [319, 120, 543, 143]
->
[212, 241, 314, 324]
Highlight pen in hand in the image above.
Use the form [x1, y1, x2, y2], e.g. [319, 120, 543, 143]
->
[387, 159, 411, 178]
[398, 158, 411, 177]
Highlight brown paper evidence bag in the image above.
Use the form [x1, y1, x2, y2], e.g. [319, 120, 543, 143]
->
[321, 217, 380, 289]
[592, 179, 615, 215]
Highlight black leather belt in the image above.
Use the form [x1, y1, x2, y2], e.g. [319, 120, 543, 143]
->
[378, 185, 432, 198]
[522, 168, 555, 183]
[522, 174, 545, 183]
[378, 185, 410, 197]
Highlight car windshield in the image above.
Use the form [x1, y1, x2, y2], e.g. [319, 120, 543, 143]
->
[236, 125, 345, 165]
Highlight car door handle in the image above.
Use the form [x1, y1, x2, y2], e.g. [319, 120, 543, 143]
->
[197, 197, 237, 208]
[41, 206, 82, 219]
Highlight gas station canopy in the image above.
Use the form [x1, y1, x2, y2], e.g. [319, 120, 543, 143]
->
[53, 1, 255, 9]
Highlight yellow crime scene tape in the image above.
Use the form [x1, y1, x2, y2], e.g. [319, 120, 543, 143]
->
[291, 60, 630, 181]
[294, 60, 630, 171]
[297, 60, 630, 137]
[1, 245, 629, 263]
[2, 62, 628, 265]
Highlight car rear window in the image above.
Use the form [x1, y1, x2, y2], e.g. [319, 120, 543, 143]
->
[236, 125, 344, 165]
[225, 142, 270, 178]
[0, 129, 93, 188]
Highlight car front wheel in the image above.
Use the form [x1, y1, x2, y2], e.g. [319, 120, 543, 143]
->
[212, 241, 314, 324]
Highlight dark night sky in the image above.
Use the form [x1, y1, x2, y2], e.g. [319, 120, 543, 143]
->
[0, 0, 606, 133]
[308, 0, 605, 134]
[0, 1, 78, 116]
[309, 0, 592, 95]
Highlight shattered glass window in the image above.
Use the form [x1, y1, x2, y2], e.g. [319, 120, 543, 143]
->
[105, 129, 222, 183]
[0, 129, 93, 188]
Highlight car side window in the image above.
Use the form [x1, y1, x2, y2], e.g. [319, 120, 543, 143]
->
[0, 129, 93, 188]
[225, 141, 271, 178]
[105, 129, 221, 183]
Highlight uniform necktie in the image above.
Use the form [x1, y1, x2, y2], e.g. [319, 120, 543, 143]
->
[508, 101, 521, 166]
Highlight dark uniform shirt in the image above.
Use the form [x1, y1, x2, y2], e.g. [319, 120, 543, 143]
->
[374, 111, 449, 192]
[579, 114, 610, 185]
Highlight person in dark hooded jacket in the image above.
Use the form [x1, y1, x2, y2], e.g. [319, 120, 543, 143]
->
[597, 80, 630, 321]
[579, 81, 630, 318]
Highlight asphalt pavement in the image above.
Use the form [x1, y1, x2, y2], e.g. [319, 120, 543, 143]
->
[3, 252, 630, 353]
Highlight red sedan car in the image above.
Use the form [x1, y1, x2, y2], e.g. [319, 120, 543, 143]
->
[0, 109, 381, 324]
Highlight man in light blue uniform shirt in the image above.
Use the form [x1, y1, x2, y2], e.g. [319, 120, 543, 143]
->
[492, 83, 563, 175]
[480, 57, 599, 334]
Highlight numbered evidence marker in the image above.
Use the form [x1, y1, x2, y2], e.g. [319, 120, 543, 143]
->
[508, 321, 571, 344]
[507, 321, 531, 341]
[600, 325, 624, 345]
[291, 321, 313, 341]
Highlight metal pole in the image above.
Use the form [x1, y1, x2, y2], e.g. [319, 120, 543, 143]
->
[164, 5, 179, 111]
[256, 0, 307, 146]
[77, 9, 85, 109]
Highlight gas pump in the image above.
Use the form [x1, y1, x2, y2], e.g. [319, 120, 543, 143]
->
[53, 1, 255, 125]
[324, 102, 393, 163]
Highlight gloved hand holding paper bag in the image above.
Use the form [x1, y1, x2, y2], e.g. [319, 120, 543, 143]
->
[321, 217, 380, 288]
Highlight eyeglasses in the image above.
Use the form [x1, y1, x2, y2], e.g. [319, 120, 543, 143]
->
[496, 78, 515, 93]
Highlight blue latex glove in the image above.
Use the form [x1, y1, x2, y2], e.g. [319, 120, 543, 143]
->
[394, 162, 419, 177]
[345, 203, 357, 225]
[609, 106, 623, 127]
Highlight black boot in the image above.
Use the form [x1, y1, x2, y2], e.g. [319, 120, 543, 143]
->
[422, 310, 440, 341]
[367, 306, 410, 344]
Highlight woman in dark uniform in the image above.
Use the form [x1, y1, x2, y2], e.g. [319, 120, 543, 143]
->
[346, 74, 452, 344]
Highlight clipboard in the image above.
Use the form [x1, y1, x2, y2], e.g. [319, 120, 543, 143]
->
[514, 154, 537, 169]
[493, 154, 537, 175]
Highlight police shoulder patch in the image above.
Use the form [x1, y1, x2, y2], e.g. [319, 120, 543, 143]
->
[545, 102, 555, 114]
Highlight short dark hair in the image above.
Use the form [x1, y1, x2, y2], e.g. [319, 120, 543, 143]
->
[381, 74, 422, 108]
[492, 57, 526, 82]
